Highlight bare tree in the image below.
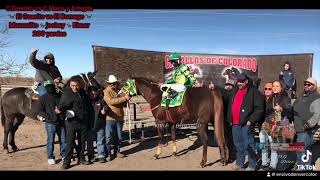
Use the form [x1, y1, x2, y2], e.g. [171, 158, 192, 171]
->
[0, 25, 29, 76]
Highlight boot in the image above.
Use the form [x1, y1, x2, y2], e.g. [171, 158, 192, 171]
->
[115, 146, 126, 158]
[31, 93, 39, 100]
[166, 98, 171, 108]
[168, 89, 178, 99]
[61, 163, 71, 170]
[78, 157, 90, 165]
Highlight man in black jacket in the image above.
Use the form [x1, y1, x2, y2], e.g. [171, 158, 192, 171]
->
[29, 49, 63, 96]
[38, 80, 66, 165]
[87, 86, 108, 163]
[58, 77, 91, 169]
[227, 73, 265, 170]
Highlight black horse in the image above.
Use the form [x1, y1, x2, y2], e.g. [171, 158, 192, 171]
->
[0, 71, 101, 153]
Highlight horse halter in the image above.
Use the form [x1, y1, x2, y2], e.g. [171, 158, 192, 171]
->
[133, 79, 161, 112]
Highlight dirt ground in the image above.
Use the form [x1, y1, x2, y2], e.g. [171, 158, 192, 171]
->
[0, 118, 319, 171]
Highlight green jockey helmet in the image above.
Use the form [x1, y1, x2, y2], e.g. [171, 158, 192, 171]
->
[169, 52, 181, 62]
[44, 80, 54, 87]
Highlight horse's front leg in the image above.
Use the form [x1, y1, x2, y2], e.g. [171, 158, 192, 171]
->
[170, 124, 177, 156]
[154, 120, 166, 159]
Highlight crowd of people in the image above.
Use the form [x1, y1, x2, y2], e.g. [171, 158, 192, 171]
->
[29, 49, 319, 171]
[30, 49, 131, 169]
[210, 62, 320, 171]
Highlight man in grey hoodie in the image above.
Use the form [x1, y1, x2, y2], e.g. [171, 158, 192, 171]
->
[29, 49, 63, 96]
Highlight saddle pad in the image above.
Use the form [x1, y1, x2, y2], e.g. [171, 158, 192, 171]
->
[161, 91, 186, 107]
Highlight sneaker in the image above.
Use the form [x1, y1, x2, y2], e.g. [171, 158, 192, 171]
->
[48, 159, 55, 165]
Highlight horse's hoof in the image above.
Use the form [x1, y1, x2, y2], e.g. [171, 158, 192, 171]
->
[153, 154, 160, 159]
[12, 147, 19, 152]
[172, 152, 177, 156]
[220, 160, 227, 166]
[200, 162, 206, 168]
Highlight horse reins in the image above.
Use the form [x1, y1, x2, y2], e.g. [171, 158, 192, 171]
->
[131, 79, 174, 124]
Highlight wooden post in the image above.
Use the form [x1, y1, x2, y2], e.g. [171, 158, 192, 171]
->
[133, 103, 137, 134]
[128, 103, 132, 144]
[141, 122, 145, 142]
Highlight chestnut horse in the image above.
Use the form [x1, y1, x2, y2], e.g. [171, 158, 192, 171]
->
[132, 77, 229, 167]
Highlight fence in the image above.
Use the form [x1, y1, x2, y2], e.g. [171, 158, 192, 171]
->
[0, 84, 32, 96]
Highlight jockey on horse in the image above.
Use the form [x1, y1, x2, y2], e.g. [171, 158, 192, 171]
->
[159, 52, 197, 106]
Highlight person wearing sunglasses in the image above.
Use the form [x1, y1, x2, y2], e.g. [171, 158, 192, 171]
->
[259, 82, 276, 171]
[293, 77, 320, 169]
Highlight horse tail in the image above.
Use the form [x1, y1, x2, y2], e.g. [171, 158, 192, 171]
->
[210, 88, 228, 164]
[211, 88, 225, 139]
[0, 97, 5, 127]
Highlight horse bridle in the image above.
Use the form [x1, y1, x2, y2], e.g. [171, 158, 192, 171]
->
[129, 79, 161, 112]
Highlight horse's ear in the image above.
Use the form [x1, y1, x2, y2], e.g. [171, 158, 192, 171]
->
[92, 70, 98, 77]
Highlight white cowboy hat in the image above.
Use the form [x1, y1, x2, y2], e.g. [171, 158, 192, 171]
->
[106, 75, 120, 83]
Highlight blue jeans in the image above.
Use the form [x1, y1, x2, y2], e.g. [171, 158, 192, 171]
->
[87, 129, 96, 159]
[96, 123, 106, 158]
[232, 125, 257, 169]
[296, 132, 313, 167]
[260, 131, 278, 168]
[106, 120, 123, 156]
[45, 122, 66, 159]
[37, 84, 47, 96]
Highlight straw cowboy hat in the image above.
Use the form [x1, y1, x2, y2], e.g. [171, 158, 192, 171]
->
[106, 75, 120, 83]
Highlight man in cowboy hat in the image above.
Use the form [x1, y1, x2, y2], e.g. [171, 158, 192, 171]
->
[103, 75, 130, 161]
